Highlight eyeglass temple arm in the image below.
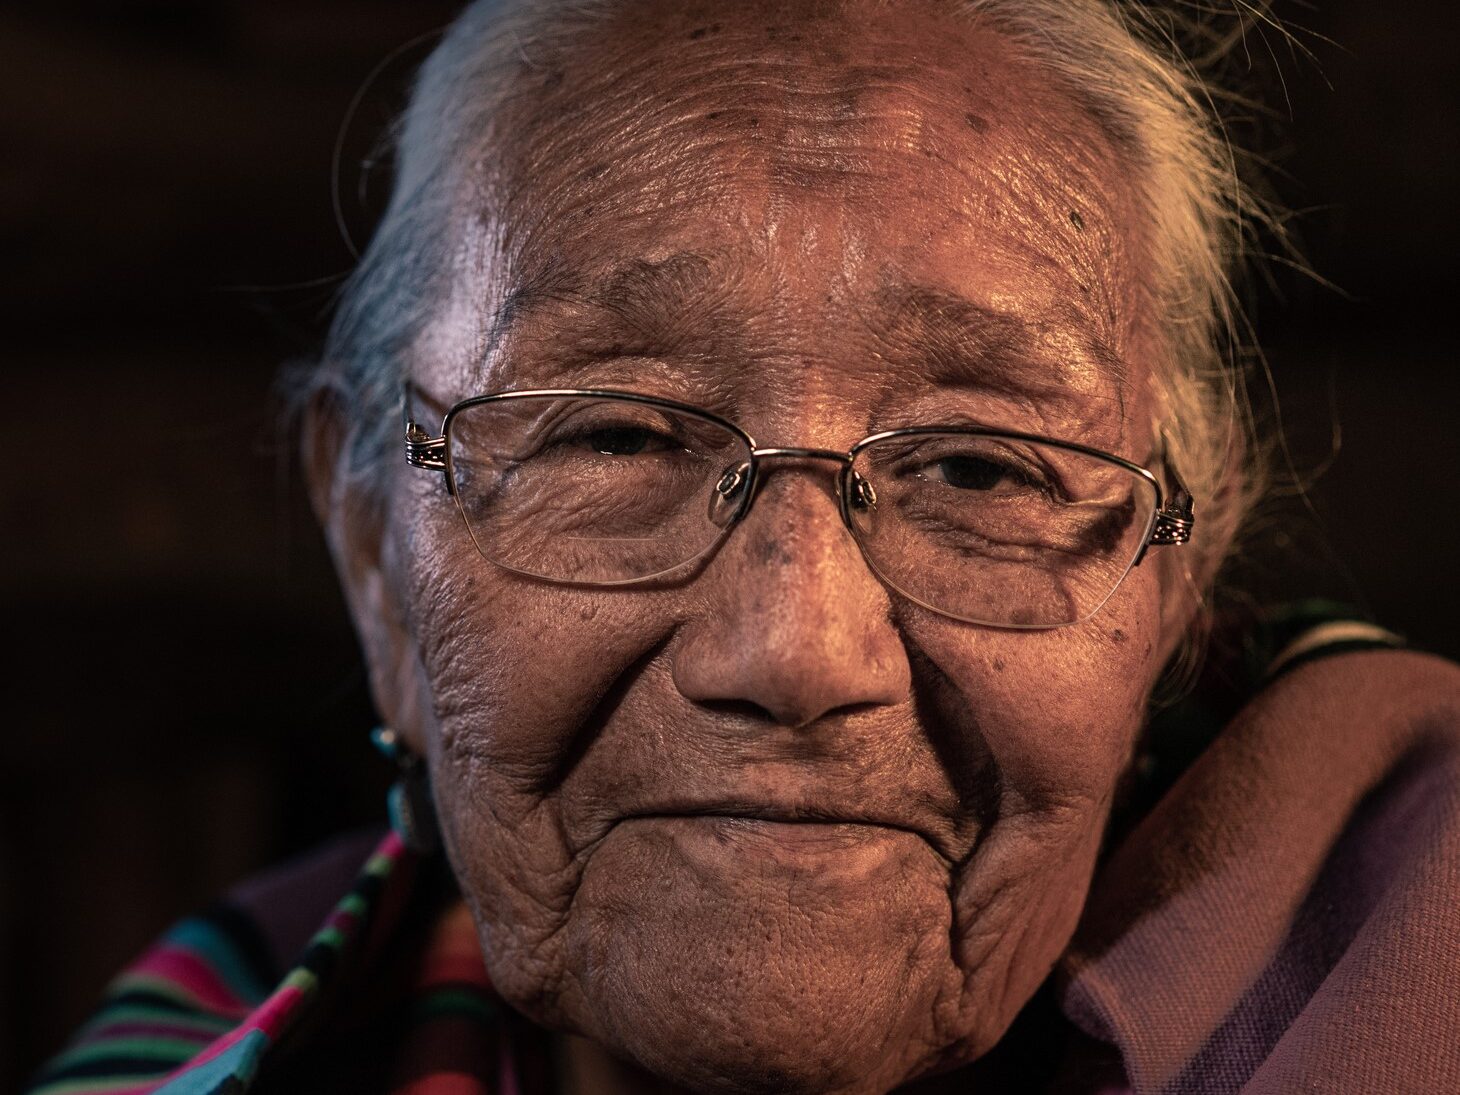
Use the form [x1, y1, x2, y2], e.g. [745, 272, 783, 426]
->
[402, 381, 448, 472]
[1148, 462, 1195, 548]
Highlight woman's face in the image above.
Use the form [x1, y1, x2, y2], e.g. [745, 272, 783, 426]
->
[329, 3, 1179, 1092]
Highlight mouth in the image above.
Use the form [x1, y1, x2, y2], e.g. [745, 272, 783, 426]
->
[613, 805, 958, 867]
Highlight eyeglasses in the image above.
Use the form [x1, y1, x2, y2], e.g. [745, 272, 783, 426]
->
[403, 385, 1193, 629]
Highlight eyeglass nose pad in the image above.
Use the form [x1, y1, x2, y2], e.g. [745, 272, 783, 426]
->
[708, 460, 753, 529]
[849, 470, 877, 511]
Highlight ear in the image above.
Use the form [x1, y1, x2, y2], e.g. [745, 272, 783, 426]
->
[303, 384, 432, 755]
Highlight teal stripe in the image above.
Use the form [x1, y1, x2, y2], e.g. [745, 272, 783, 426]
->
[44, 1034, 202, 1072]
[29, 1078, 171, 1095]
[164, 919, 272, 1005]
[411, 986, 501, 1025]
[340, 891, 369, 917]
[155, 1027, 270, 1094]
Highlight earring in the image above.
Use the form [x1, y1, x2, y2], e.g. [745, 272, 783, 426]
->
[371, 726, 439, 854]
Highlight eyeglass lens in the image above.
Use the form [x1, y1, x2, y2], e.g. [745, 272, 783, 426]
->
[445, 395, 1158, 626]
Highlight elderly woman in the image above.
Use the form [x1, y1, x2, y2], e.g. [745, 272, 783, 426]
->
[31, 1, 1460, 1093]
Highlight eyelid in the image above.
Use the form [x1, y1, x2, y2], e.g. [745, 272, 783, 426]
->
[521, 400, 679, 440]
[876, 432, 1042, 466]
[871, 434, 1072, 497]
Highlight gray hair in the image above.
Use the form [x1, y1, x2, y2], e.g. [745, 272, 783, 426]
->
[308, 0, 1275, 616]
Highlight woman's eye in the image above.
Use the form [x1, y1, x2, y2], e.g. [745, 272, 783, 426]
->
[579, 426, 675, 456]
[923, 455, 1026, 491]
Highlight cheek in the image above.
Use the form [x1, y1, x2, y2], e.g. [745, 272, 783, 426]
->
[401, 505, 671, 789]
[397, 508, 689, 1022]
[906, 564, 1164, 808]
[899, 572, 1165, 1055]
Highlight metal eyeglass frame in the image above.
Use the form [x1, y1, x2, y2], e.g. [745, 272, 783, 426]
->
[402, 382, 1195, 627]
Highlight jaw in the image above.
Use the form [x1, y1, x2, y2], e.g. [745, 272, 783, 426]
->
[437, 755, 1113, 1093]
[559, 813, 960, 1094]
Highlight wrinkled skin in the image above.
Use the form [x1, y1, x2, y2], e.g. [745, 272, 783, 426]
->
[314, 2, 1193, 1092]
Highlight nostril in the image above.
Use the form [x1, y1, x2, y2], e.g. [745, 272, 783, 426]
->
[694, 697, 784, 724]
[691, 696, 830, 730]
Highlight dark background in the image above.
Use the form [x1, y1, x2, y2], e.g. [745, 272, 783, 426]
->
[2, 1, 1456, 1086]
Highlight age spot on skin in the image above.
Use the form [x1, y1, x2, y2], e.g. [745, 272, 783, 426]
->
[1069, 209, 1086, 231]
[991, 656, 1007, 673]
[1111, 628, 1128, 644]
[757, 537, 793, 567]
[965, 112, 990, 133]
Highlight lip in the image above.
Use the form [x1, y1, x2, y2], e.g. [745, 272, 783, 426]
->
[612, 805, 958, 867]
[612, 813, 938, 880]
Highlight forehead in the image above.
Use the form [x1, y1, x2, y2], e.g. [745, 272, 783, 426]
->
[425, 0, 1149, 440]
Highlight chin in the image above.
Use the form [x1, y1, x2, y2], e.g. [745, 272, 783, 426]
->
[558, 818, 964, 1094]
[585, 981, 929, 1095]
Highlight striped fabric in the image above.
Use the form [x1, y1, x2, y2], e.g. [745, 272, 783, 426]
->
[25, 834, 545, 1095]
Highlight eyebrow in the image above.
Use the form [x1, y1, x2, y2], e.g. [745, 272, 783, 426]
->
[484, 256, 1125, 411]
[486, 249, 733, 367]
[591, 251, 723, 338]
[868, 282, 1126, 407]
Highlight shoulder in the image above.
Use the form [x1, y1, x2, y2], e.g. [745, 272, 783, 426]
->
[1061, 641, 1460, 1093]
[1246, 645, 1460, 742]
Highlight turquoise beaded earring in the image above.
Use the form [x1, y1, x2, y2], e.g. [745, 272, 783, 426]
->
[370, 726, 439, 853]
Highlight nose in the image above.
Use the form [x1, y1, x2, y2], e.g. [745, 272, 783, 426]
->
[672, 466, 911, 728]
